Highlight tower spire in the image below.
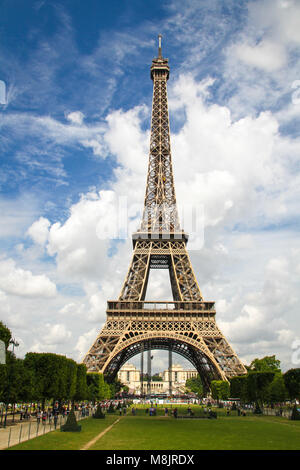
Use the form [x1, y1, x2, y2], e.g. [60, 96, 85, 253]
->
[139, 35, 180, 238]
[158, 34, 162, 58]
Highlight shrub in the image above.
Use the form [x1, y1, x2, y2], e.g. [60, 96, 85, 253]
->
[61, 409, 81, 432]
[93, 404, 106, 419]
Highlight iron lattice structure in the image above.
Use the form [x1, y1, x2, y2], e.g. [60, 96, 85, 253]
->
[83, 37, 247, 390]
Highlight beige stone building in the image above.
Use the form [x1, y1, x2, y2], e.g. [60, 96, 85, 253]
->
[117, 362, 198, 395]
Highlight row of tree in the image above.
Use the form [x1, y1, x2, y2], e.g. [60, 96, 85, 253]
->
[229, 355, 300, 407]
[2, 320, 300, 408]
[185, 355, 300, 406]
[0, 321, 122, 409]
[229, 369, 300, 408]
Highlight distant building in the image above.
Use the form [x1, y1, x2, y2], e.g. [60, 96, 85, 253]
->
[117, 362, 198, 395]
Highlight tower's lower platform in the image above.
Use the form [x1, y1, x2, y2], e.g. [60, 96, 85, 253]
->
[83, 300, 247, 390]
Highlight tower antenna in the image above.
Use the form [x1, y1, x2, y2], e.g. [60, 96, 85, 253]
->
[158, 34, 162, 58]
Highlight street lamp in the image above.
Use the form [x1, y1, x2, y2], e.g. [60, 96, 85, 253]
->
[9, 338, 19, 355]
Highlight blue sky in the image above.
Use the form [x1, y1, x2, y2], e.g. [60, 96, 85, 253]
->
[1, 0, 300, 373]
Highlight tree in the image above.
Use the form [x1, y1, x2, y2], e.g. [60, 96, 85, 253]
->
[0, 321, 11, 349]
[246, 371, 275, 408]
[267, 373, 287, 404]
[210, 380, 230, 401]
[99, 374, 108, 400]
[229, 375, 247, 402]
[283, 368, 300, 401]
[185, 374, 203, 398]
[121, 385, 129, 395]
[1, 352, 18, 405]
[152, 374, 163, 381]
[65, 357, 78, 405]
[0, 322, 12, 399]
[87, 373, 101, 403]
[74, 363, 88, 402]
[7, 357, 31, 405]
[249, 355, 281, 373]
[109, 378, 124, 398]
[0, 360, 8, 402]
[87, 372, 110, 402]
[104, 381, 111, 399]
[23, 352, 73, 409]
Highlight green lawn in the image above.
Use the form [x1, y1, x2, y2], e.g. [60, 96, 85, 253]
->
[7, 407, 300, 451]
[7, 415, 119, 451]
[90, 415, 300, 450]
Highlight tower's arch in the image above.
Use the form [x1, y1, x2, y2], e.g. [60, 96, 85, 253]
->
[102, 333, 226, 392]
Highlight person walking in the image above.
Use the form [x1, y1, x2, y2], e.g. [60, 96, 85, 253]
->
[42, 410, 47, 425]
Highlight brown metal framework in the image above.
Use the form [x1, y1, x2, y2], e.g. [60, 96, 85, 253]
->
[83, 36, 247, 389]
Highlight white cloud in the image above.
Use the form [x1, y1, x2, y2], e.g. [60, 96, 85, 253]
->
[0, 258, 56, 298]
[80, 138, 106, 157]
[26, 217, 50, 246]
[30, 323, 72, 353]
[43, 323, 72, 345]
[66, 110, 85, 125]
[46, 191, 113, 280]
[0, 289, 10, 315]
[75, 327, 99, 361]
[104, 106, 149, 175]
[233, 39, 287, 72]
[169, 75, 290, 232]
[247, 0, 300, 45]
[218, 0, 300, 121]
[59, 302, 85, 316]
[0, 112, 106, 157]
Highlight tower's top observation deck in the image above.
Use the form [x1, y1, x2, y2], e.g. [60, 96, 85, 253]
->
[150, 34, 170, 81]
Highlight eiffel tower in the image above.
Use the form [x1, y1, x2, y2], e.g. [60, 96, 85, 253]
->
[83, 36, 247, 392]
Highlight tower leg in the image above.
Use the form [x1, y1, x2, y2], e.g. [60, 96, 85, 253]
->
[169, 349, 172, 396]
[140, 343, 144, 397]
[147, 343, 151, 396]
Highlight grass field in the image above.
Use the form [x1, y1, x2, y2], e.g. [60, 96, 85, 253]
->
[7, 406, 300, 451]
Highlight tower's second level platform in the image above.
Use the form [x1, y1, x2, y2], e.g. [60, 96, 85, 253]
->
[132, 231, 189, 247]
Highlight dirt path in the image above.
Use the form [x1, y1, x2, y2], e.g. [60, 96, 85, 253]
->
[80, 417, 121, 450]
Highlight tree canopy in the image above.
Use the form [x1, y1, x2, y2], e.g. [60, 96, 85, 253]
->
[248, 355, 281, 373]
[283, 368, 300, 401]
[210, 380, 230, 401]
[0, 321, 11, 349]
[185, 374, 203, 397]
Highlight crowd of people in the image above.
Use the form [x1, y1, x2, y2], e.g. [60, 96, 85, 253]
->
[2, 398, 293, 427]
